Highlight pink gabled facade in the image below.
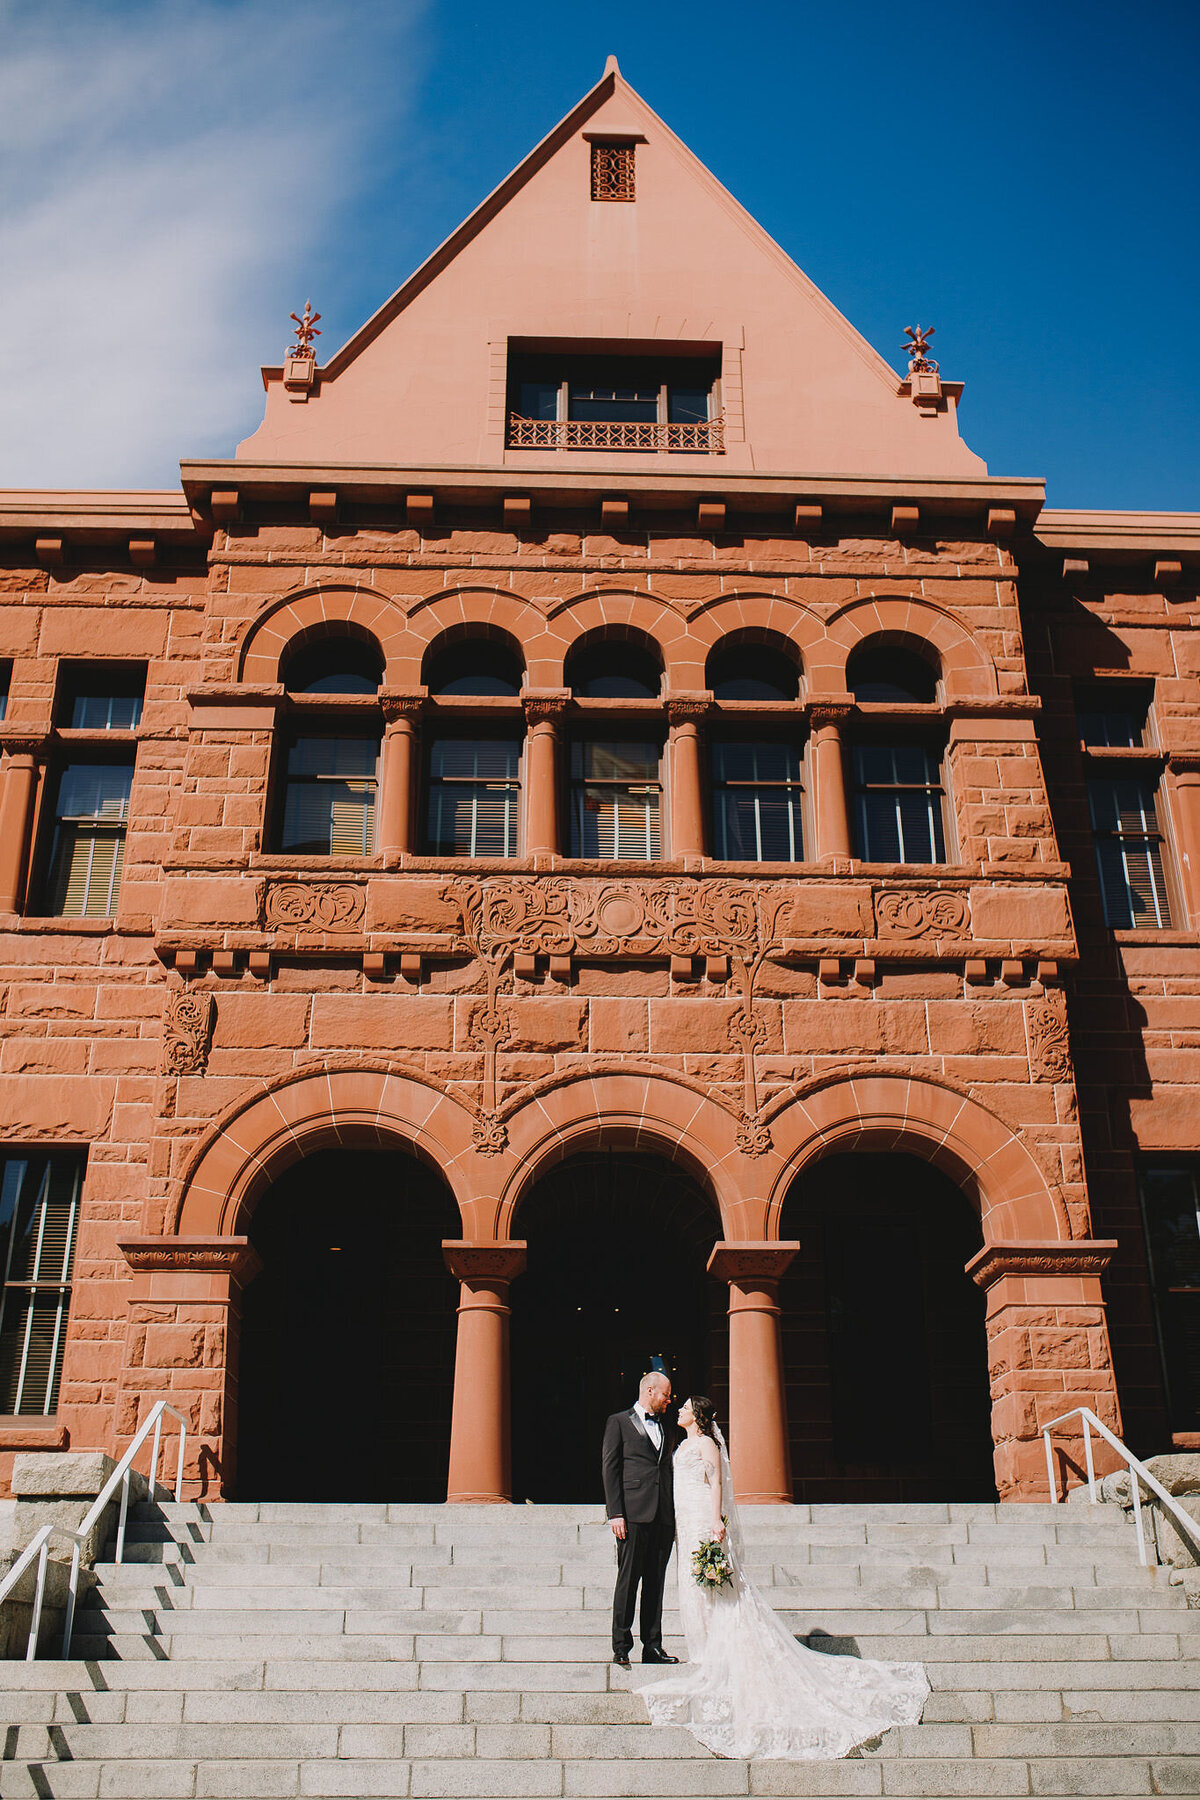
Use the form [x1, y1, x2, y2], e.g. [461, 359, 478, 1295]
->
[0, 64, 1197, 1511]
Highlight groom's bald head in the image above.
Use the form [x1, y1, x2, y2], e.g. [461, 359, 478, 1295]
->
[639, 1371, 671, 1412]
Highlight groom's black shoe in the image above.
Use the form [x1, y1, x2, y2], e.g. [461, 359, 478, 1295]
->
[612, 1654, 631, 1669]
[641, 1649, 679, 1664]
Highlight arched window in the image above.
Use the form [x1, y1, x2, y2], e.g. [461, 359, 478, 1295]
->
[847, 642, 938, 704]
[706, 637, 800, 701]
[425, 634, 524, 697]
[565, 632, 663, 698]
[283, 635, 383, 695]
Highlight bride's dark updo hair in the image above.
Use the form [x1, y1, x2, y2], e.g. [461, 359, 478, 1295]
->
[690, 1396, 718, 1441]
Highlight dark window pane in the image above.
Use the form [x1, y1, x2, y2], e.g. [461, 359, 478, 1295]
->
[426, 640, 523, 697]
[58, 664, 146, 730]
[848, 646, 937, 703]
[707, 644, 799, 701]
[426, 739, 521, 858]
[284, 637, 383, 695]
[279, 736, 380, 855]
[852, 744, 946, 863]
[518, 380, 560, 421]
[1139, 1167, 1200, 1432]
[0, 1151, 83, 1414]
[667, 387, 710, 425]
[1087, 776, 1172, 929]
[567, 642, 661, 698]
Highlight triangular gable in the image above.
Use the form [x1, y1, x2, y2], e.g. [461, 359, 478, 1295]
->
[239, 61, 985, 477]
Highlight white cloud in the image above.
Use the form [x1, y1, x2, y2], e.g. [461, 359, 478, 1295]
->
[0, 0, 427, 487]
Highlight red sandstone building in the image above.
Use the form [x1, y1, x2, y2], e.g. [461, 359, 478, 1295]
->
[1, 64, 1198, 1510]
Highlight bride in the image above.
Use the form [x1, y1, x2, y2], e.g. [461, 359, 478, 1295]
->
[631, 1396, 929, 1761]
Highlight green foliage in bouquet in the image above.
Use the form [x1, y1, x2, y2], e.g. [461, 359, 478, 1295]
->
[691, 1529, 733, 1591]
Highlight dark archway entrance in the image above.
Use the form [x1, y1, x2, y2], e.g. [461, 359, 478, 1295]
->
[510, 1151, 722, 1501]
[236, 1147, 459, 1501]
[780, 1151, 995, 1502]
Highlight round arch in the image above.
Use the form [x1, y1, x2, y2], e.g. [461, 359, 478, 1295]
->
[678, 591, 824, 688]
[237, 585, 414, 685]
[174, 1066, 480, 1235]
[764, 1071, 1069, 1241]
[809, 594, 998, 700]
[497, 1070, 751, 1238]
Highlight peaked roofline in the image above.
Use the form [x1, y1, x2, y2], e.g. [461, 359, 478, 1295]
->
[272, 64, 907, 395]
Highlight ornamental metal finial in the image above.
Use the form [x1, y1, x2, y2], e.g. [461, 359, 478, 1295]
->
[903, 324, 938, 375]
[288, 301, 322, 358]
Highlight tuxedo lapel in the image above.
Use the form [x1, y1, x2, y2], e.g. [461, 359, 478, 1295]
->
[631, 1408, 663, 1460]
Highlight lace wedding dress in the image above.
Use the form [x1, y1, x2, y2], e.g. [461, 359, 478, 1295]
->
[632, 1435, 929, 1760]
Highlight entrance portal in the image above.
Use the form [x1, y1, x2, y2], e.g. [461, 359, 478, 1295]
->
[779, 1151, 995, 1502]
[236, 1148, 459, 1501]
[510, 1152, 721, 1501]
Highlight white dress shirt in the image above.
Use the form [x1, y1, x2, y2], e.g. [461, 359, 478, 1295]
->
[635, 1403, 662, 1453]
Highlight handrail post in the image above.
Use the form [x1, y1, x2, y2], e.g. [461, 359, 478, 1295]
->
[1130, 1468, 1148, 1567]
[174, 1417, 186, 1502]
[115, 1466, 132, 1566]
[149, 1409, 163, 1500]
[26, 1540, 49, 1662]
[1044, 1427, 1059, 1503]
[62, 1539, 82, 1657]
[1082, 1412, 1098, 1502]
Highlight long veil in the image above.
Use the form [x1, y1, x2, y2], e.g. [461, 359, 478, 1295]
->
[711, 1422, 746, 1575]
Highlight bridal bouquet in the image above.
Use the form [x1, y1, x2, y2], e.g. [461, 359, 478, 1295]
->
[691, 1531, 733, 1590]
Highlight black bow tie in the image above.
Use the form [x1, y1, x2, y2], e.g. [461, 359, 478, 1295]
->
[643, 1417, 661, 1429]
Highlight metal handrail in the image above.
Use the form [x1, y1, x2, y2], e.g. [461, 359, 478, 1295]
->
[0, 1400, 187, 1660]
[1043, 1404, 1200, 1568]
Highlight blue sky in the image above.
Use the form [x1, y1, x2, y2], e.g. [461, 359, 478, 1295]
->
[2, 0, 1197, 508]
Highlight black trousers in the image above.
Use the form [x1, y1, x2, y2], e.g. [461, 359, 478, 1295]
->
[611, 1511, 673, 1657]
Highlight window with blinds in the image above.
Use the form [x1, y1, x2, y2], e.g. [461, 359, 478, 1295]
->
[713, 741, 804, 861]
[425, 739, 521, 857]
[852, 744, 947, 863]
[1087, 774, 1173, 928]
[1138, 1165, 1200, 1431]
[570, 740, 661, 860]
[0, 1150, 83, 1415]
[278, 735, 380, 856]
[1076, 689, 1150, 748]
[46, 760, 133, 917]
[56, 663, 146, 730]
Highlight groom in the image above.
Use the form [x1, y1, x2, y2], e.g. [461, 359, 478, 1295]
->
[602, 1370, 681, 1670]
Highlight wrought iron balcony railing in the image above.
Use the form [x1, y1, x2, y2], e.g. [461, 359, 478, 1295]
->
[506, 413, 726, 453]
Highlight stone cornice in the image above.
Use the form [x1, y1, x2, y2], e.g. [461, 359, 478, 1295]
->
[442, 1240, 528, 1283]
[119, 1235, 262, 1282]
[708, 1241, 801, 1283]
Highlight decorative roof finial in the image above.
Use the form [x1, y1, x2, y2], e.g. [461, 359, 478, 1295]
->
[902, 324, 938, 375]
[288, 301, 322, 359]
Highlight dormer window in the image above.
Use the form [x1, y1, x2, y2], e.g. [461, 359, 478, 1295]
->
[507, 349, 722, 453]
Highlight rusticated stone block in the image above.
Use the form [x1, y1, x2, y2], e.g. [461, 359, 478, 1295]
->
[310, 995, 454, 1050]
[143, 1324, 205, 1369]
[213, 994, 310, 1049]
[588, 998, 648, 1052]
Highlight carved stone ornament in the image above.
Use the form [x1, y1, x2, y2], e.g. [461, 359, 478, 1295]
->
[161, 990, 215, 1076]
[729, 1007, 769, 1054]
[442, 1240, 527, 1283]
[443, 877, 792, 963]
[734, 1114, 773, 1157]
[472, 1110, 509, 1156]
[875, 889, 970, 939]
[965, 1239, 1118, 1289]
[119, 1236, 261, 1282]
[1027, 994, 1072, 1081]
[262, 882, 366, 933]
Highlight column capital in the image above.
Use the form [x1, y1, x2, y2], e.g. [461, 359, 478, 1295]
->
[521, 689, 570, 725]
[665, 691, 713, 726]
[119, 1235, 262, 1283]
[808, 699, 855, 732]
[381, 686, 428, 724]
[0, 731, 48, 759]
[966, 1239, 1117, 1288]
[443, 1239, 528, 1283]
[707, 1240, 800, 1284]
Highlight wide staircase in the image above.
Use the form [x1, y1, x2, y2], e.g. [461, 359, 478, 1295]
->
[1, 1499, 1197, 1799]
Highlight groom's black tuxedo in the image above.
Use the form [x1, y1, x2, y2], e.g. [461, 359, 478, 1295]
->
[602, 1406, 677, 1659]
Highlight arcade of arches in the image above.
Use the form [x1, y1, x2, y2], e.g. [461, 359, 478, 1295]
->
[135, 1072, 1123, 1508]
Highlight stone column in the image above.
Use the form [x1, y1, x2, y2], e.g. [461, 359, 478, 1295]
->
[0, 739, 43, 913]
[666, 693, 712, 861]
[707, 1242, 800, 1503]
[443, 1240, 527, 1503]
[966, 1239, 1121, 1502]
[522, 691, 568, 858]
[809, 704, 853, 861]
[379, 689, 427, 857]
[117, 1236, 261, 1499]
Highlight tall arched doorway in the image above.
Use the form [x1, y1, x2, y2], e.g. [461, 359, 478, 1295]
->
[510, 1151, 722, 1501]
[236, 1147, 460, 1501]
[779, 1151, 994, 1502]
